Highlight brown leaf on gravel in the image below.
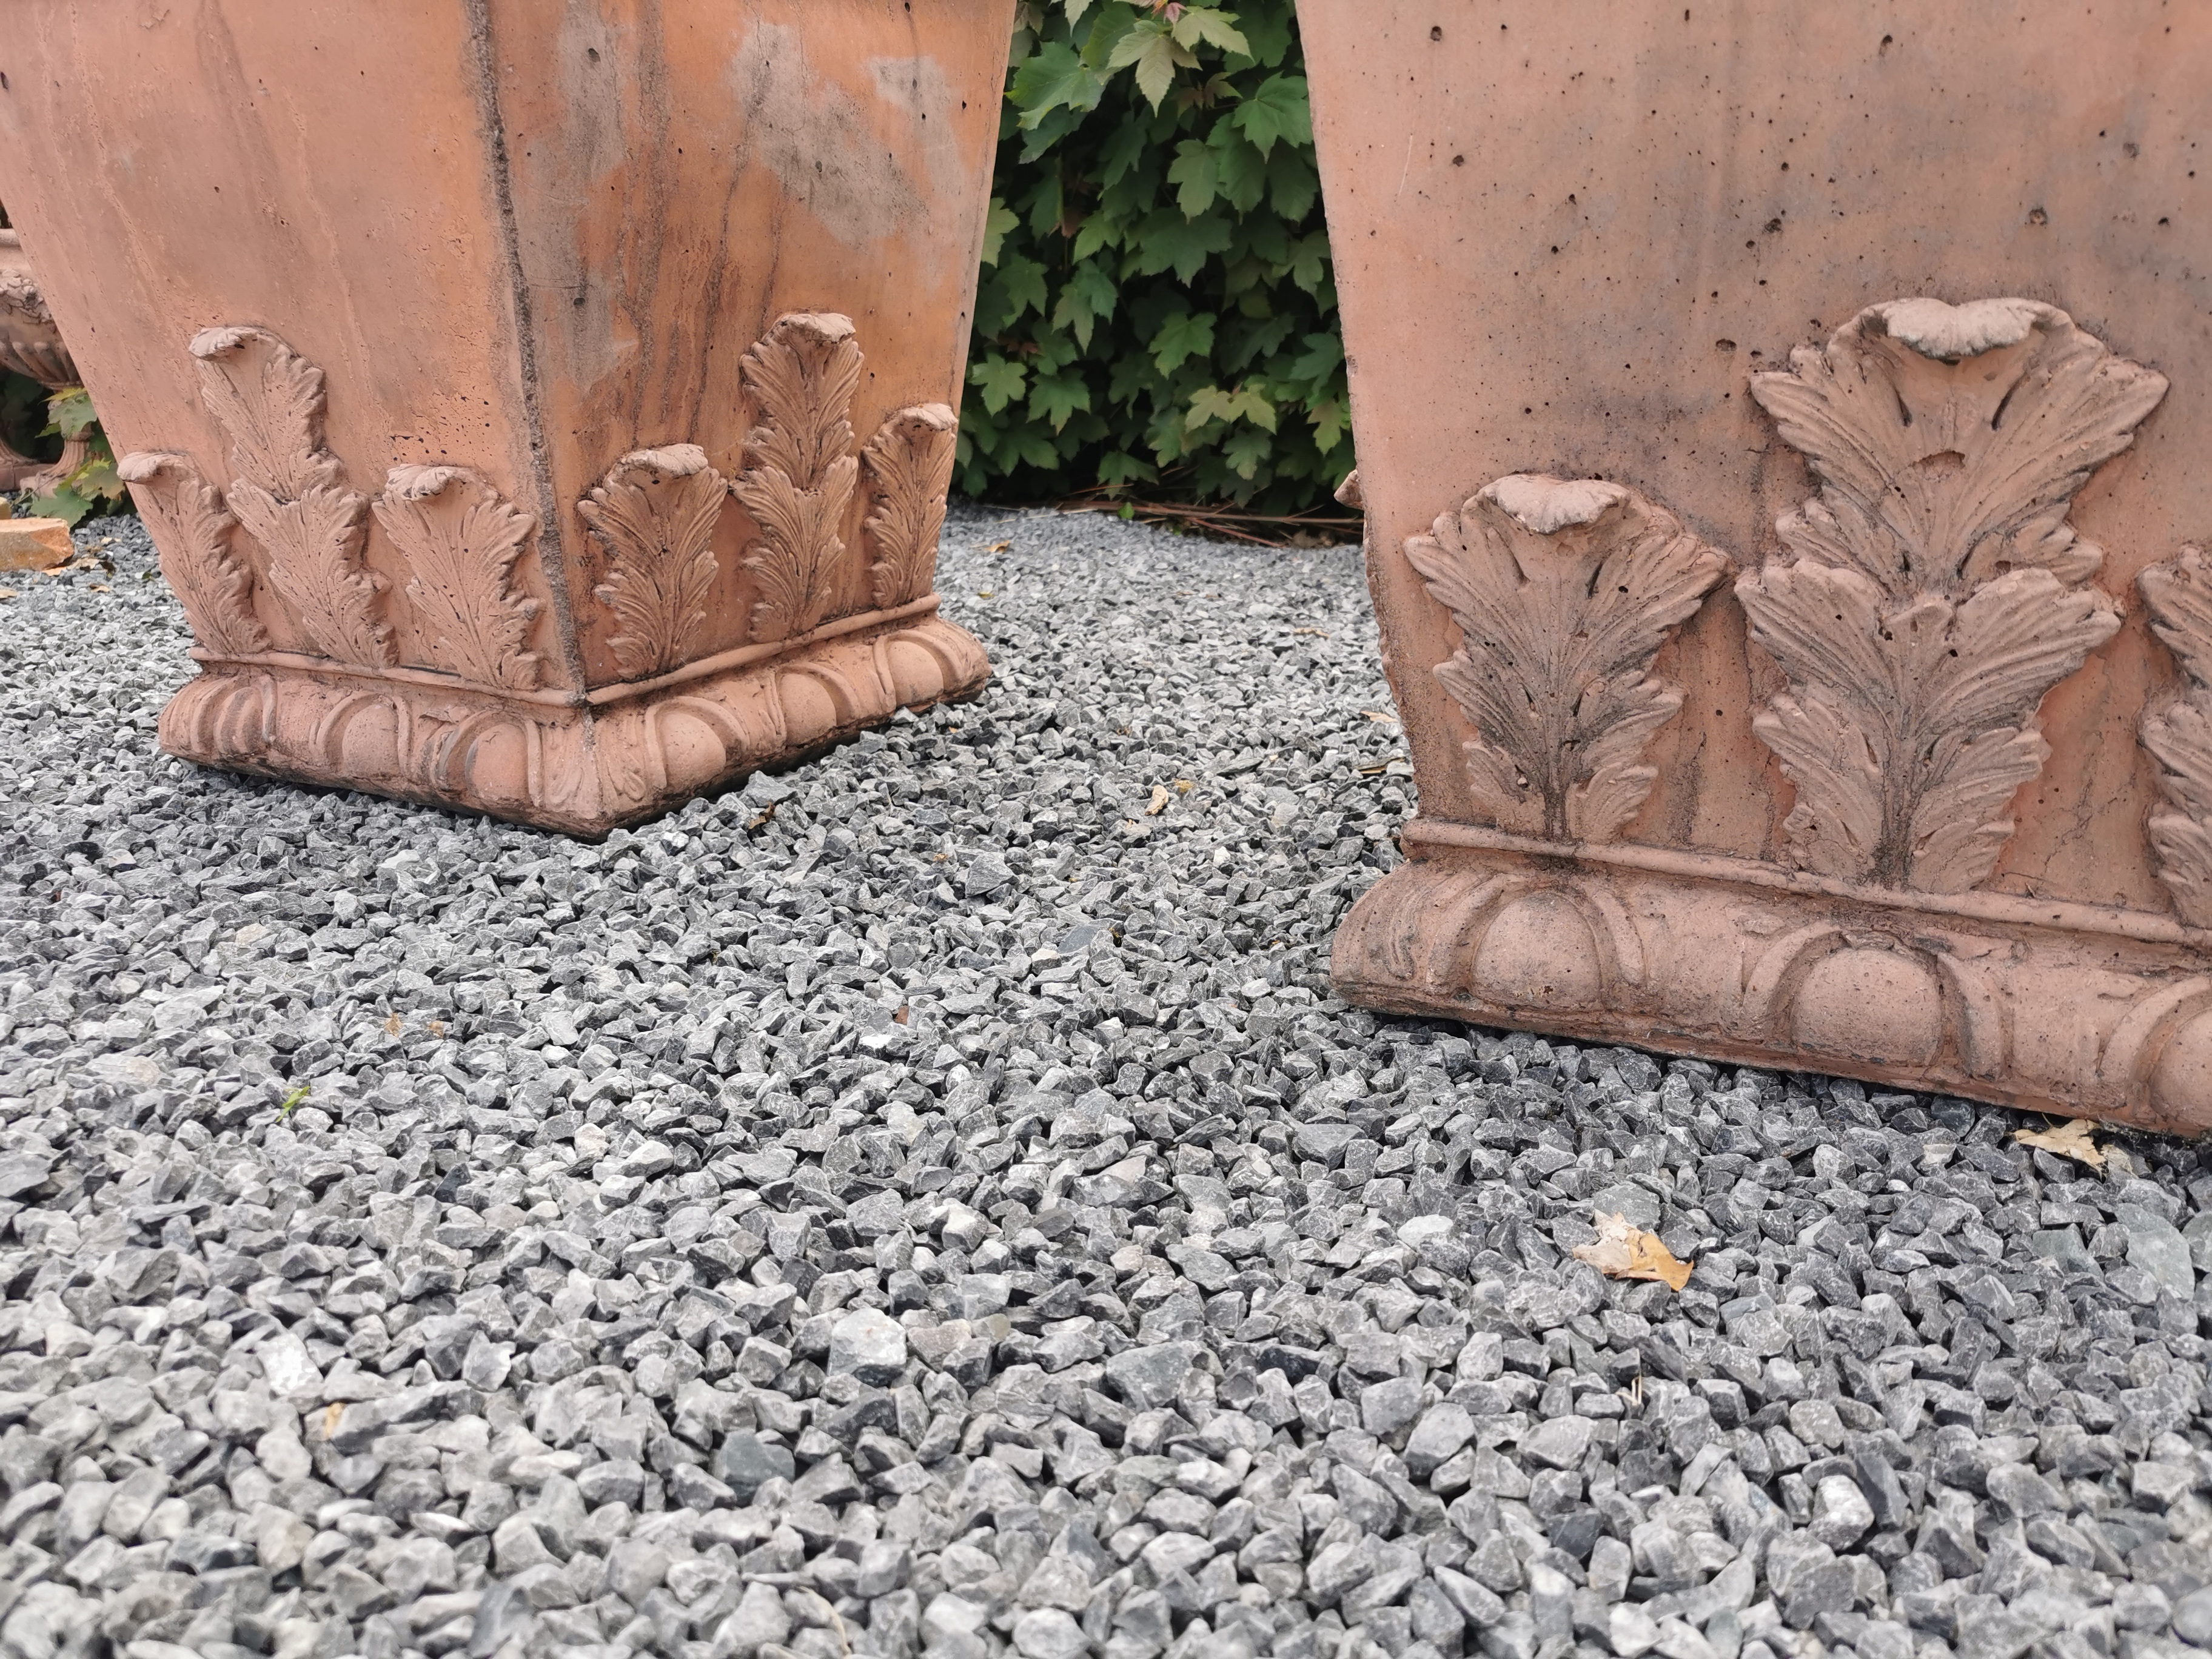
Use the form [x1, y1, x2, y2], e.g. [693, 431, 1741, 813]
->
[1574, 1210, 1692, 1292]
[1145, 785, 1173, 815]
[2014, 1117, 2105, 1170]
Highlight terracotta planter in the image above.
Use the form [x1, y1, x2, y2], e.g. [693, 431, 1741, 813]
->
[0, 230, 92, 494]
[0, 2, 1013, 834]
[1305, 3, 2212, 1130]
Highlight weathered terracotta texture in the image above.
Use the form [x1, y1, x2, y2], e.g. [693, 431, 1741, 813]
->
[0, 232, 92, 492]
[1304, 3, 2212, 1130]
[0, 517, 72, 571]
[0, 2, 1012, 834]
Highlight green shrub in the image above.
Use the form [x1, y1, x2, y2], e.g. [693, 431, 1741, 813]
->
[962, 0, 1349, 515]
[28, 386, 126, 526]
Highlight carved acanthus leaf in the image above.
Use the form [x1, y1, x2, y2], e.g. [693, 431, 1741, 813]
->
[2136, 545, 2212, 927]
[1404, 474, 1732, 842]
[734, 313, 863, 642]
[863, 403, 958, 609]
[375, 466, 544, 691]
[1743, 299, 2158, 890]
[190, 325, 391, 666]
[190, 326, 346, 500]
[578, 444, 728, 680]
[118, 451, 270, 657]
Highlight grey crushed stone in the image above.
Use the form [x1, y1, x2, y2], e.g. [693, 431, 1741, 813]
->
[0, 507, 2205, 1659]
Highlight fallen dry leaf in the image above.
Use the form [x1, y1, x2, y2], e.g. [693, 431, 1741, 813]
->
[383, 1013, 402, 1037]
[893, 1005, 911, 1027]
[985, 540, 1012, 554]
[1174, 778, 1195, 794]
[1293, 626, 1330, 638]
[1362, 709, 1396, 722]
[2014, 1117, 2105, 1171]
[976, 589, 996, 598]
[745, 801, 777, 831]
[0, 591, 15, 602]
[427, 1020, 444, 1039]
[87, 584, 110, 594]
[1574, 1210, 1693, 1292]
[323, 1403, 344, 1439]
[1145, 785, 1173, 816]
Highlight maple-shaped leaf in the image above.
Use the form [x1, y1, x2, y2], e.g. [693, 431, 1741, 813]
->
[1404, 475, 1731, 842]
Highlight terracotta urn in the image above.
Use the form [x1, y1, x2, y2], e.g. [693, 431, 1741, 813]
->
[0, 2, 1013, 834]
[0, 230, 91, 494]
[1304, 2, 2212, 1130]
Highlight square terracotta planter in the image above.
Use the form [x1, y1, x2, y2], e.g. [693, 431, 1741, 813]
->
[1304, 3, 2212, 1131]
[0, 1, 1013, 834]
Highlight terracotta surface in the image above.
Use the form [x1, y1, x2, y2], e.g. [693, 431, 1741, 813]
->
[1303, 2, 2212, 1130]
[0, 231, 90, 492]
[0, 517, 73, 570]
[0, 1, 1012, 834]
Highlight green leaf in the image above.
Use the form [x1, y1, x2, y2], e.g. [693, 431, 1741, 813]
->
[1310, 398, 1347, 455]
[999, 253, 1050, 324]
[1231, 74, 1310, 158]
[30, 483, 89, 526]
[1186, 383, 1276, 432]
[1051, 259, 1121, 349]
[1150, 310, 1217, 374]
[970, 355, 1030, 415]
[1266, 146, 1319, 220]
[1012, 40, 1107, 128]
[1209, 126, 1269, 214]
[1222, 426, 1274, 478]
[1097, 451, 1158, 489]
[1234, 8, 1295, 67]
[1098, 119, 1153, 189]
[1168, 139, 1218, 220]
[1171, 8, 1251, 56]
[1287, 329, 1344, 383]
[1286, 232, 1331, 295]
[980, 199, 1019, 267]
[1107, 22, 1190, 110]
[1030, 370, 1093, 434]
[45, 387, 97, 441]
[1126, 210, 1233, 282]
[1062, 0, 1098, 22]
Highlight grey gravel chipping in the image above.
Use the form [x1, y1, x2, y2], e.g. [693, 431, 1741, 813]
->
[0, 508, 2206, 1659]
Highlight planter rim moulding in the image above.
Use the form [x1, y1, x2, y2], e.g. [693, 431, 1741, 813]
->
[0, 1, 1017, 836]
[1302, 1, 2212, 1131]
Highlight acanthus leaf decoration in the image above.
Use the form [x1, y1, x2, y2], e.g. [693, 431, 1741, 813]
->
[2136, 545, 2212, 927]
[732, 312, 863, 643]
[1404, 474, 1733, 843]
[578, 444, 728, 680]
[117, 451, 270, 657]
[1741, 298, 2161, 891]
[189, 326, 392, 667]
[375, 465, 544, 691]
[863, 403, 959, 609]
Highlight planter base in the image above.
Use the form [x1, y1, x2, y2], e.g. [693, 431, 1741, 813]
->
[158, 606, 988, 837]
[1335, 823, 2212, 1134]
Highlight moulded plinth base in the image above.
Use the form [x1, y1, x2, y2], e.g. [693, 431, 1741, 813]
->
[156, 605, 990, 837]
[1333, 821, 2212, 1134]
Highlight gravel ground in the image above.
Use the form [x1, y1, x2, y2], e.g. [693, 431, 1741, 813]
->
[0, 508, 2205, 1659]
